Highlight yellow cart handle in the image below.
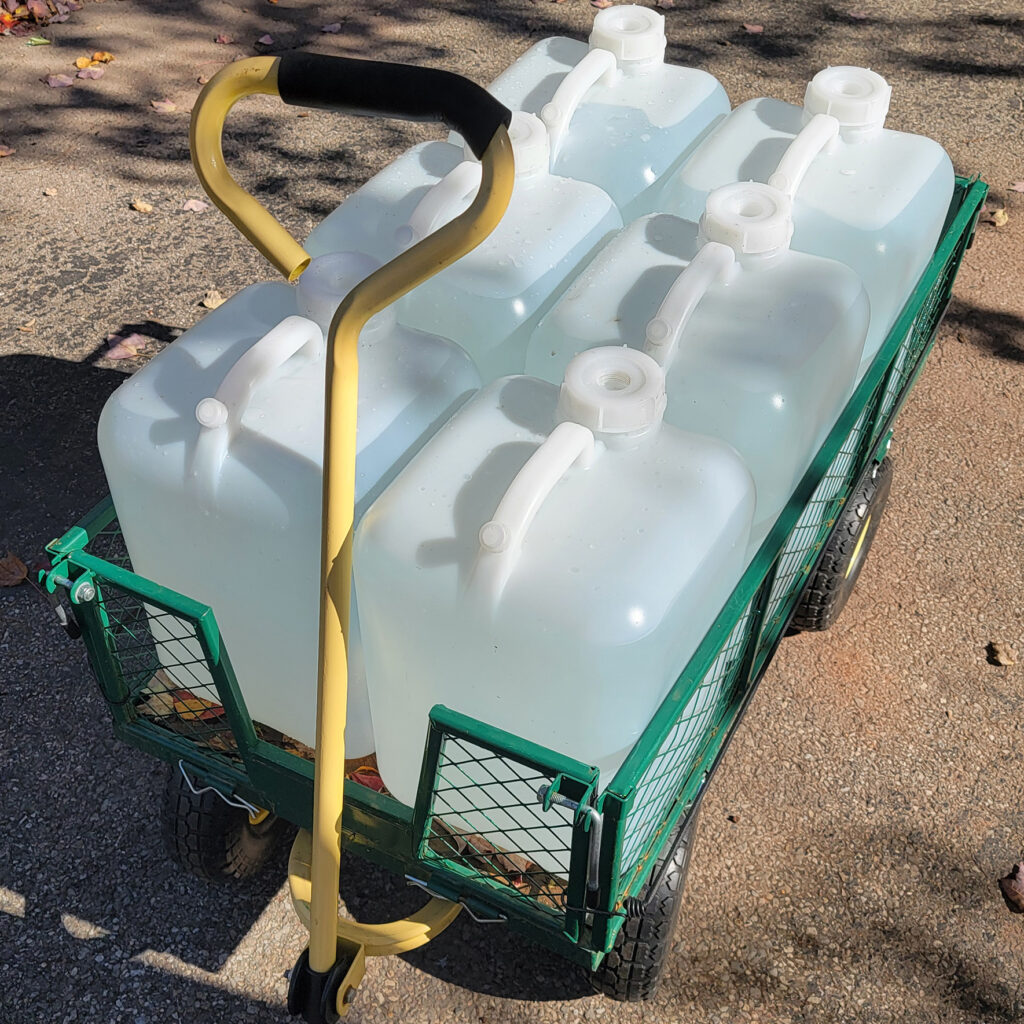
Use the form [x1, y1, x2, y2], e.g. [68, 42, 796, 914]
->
[189, 54, 515, 1022]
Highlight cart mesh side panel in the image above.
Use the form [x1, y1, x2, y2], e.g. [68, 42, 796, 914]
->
[414, 707, 598, 937]
[616, 601, 753, 888]
[91, 576, 245, 765]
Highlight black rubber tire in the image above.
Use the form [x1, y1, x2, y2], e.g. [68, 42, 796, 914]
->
[590, 802, 702, 1002]
[790, 456, 894, 633]
[162, 765, 289, 882]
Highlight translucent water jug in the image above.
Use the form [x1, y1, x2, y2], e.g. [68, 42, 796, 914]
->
[97, 252, 481, 752]
[476, 5, 729, 219]
[303, 140, 465, 264]
[658, 66, 954, 374]
[354, 347, 755, 861]
[395, 111, 621, 381]
[527, 182, 869, 545]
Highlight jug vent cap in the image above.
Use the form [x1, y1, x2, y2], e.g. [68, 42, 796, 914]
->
[508, 111, 551, 177]
[700, 182, 794, 255]
[559, 346, 667, 435]
[803, 66, 891, 131]
[296, 251, 386, 332]
[589, 4, 666, 64]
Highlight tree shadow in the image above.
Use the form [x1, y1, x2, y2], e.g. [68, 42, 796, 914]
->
[945, 298, 1024, 365]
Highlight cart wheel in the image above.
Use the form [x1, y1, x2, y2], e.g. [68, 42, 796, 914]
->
[162, 765, 289, 882]
[790, 456, 894, 633]
[590, 802, 702, 1002]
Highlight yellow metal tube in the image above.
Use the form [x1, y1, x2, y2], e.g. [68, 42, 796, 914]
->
[308, 125, 515, 971]
[189, 57, 311, 281]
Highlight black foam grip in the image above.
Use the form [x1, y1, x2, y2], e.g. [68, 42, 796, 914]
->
[276, 52, 512, 159]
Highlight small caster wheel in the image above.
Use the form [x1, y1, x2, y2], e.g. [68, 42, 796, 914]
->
[790, 456, 894, 633]
[590, 801, 701, 1001]
[162, 764, 290, 881]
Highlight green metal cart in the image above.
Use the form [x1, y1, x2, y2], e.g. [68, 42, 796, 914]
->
[41, 50, 987, 1021]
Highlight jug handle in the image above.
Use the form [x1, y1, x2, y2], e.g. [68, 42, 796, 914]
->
[643, 241, 736, 369]
[190, 315, 322, 505]
[768, 113, 840, 199]
[469, 420, 596, 612]
[540, 48, 617, 164]
[396, 159, 483, 248]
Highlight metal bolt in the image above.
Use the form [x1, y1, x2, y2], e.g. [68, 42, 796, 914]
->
[74, 582, 96, 603]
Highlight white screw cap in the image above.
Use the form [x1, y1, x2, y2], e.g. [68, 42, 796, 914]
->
[589, 4, 666, 63]
[700, 182, 794, 255]
[295, 251, 385, 332]
[803, 66, 891, 131]
[558, 346, 667, 435]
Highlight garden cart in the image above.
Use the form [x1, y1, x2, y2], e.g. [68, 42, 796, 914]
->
[41, 51, 987, 1020]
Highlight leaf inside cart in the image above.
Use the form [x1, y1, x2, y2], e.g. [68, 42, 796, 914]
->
[0, 553, 28, 587]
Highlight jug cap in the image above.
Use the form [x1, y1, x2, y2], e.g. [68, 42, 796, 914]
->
[296, 251, 392, 333]
[589, 4, 666, 64]
[507, 111, 550, 177]
[700, 182, 794, 255]
[803, 66, 891, 132]
[559, 346, 667, 435]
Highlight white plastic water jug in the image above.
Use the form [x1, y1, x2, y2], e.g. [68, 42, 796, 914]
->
[476, 5, 729, 219]
[303, 140, 465, 264]
[527, 182, 869, 545]
[395, 111, 621, 382]
[657, 66, 954, 374]
[354, 347, 755, 854]
[97, 252, 481, 752]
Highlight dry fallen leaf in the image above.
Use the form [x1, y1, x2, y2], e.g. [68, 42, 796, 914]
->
[181, 198, 211, 212]
[201, 288, 225, 309]
[77, 66, 104, 79]
[150, 98, 176, 112]
[43, 187, 56, 195]
[105, 332, 148, 359]
[321, 22, 341, 32]
[1000, 863, 1024, 913]
[743, 23, 764, 33]
[257, 33, 274, 44]
[214, 32, 232, 44]
[27, 35, 51, 44]
[44, 73, 75, 88]
[18, 318, 36, 333]
[0, 553, 28, 588]
[848, 10, 869, 18]
[988, 640, 1017, 666]
[0, 145, 14, 158]
[591, 0, 613, 7]
[197, 73, 212, 85]
[131, 199, 154, 213]
[93, 51, 115, 63]
[74, 55, 97, 69]
[991, 208, 1009, 227]
[656, 0, 675, 6]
